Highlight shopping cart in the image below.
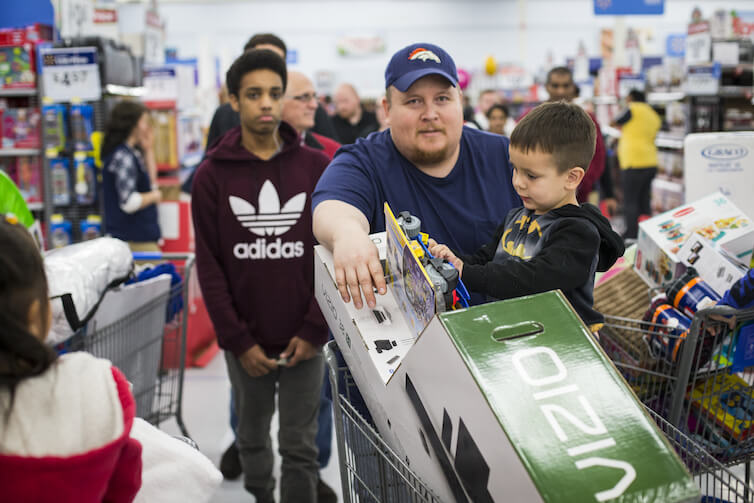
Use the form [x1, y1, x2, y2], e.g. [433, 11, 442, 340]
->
[600, 306, 754, 482]
[324, 340, 753, 502]
[58, 252, 194, 438]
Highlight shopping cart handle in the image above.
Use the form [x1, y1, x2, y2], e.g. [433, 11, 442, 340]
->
[133, 251, 164, 261]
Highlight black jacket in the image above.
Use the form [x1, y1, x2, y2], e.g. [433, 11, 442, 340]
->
[459, 203, 624, 326]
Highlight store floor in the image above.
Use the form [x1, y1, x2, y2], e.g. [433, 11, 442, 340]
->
[160, 351, 343, 502]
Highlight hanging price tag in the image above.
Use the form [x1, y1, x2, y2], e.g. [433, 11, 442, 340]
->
[40, 47, 101, 103]
[143, 67, 178, 102]
[685, 64, 720, 96]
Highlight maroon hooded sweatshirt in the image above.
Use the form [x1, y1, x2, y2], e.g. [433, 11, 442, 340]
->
[191, 122, 329, 357]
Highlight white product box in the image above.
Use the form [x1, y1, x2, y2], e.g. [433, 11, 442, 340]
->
[635, 191, 754, 288]
[676, 236, 748, 297]
[684, 132, 754, 220]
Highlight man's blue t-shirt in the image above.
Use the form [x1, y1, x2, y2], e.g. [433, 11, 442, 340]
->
[312, 127, 521, 256]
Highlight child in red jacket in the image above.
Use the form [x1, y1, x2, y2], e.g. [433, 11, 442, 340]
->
[0, 215, 142, 503]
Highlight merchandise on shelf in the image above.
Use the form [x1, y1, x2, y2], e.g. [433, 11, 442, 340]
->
[1, 108, 41, 148]
[665, 101, 688, 135]
[0, 24, 53, 46]
[50, 157, 71, 205]
[54, 36, 140, 87]
[49, 214, 73, 248]
[70, 104, 94, 151]
[149, 108, 179, 169]
[7, 156, 42, 204]
[42, 104, 68, 153]
[650, 175, 684, 214]
[0, 45, 35, 89]
[73, 155, 96, 205]
[635, 191, 754, 288]
[79, 215, 102, 241]
[657, 150, 683, 178]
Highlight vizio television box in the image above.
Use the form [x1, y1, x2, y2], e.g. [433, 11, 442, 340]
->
[635, 191, 754, 288]
[315, 240, 700, 502]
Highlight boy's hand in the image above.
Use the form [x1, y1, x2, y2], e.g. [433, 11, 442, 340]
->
[239, 344, 278, 377]
[430, 243, 455, 261]
[280, 336, 318, 367]
[430, 243, 464, 278]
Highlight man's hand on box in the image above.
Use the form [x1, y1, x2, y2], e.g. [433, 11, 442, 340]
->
[333, 231, 386, 309]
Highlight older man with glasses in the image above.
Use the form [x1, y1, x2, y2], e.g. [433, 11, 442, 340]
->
[283, 72, 341, 159]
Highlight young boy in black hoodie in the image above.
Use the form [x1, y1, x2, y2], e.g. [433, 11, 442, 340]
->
[431, 102, 624, 330]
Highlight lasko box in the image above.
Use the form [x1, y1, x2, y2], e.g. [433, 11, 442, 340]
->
[684, 132, 754, 220]
[315, 238, 701, 501]
[635, 191, 754, 288]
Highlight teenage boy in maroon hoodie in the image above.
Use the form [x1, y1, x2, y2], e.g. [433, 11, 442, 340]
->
[191, 49, 329, 503]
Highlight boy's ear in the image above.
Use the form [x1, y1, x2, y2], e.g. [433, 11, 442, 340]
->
[229, 93, 240, 113]
[566, 166, 586, 190]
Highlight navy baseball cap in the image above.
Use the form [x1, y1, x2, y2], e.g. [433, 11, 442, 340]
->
[384, 43, 458, 92]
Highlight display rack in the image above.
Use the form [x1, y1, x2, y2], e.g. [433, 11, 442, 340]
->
[0, 40, 49, 236]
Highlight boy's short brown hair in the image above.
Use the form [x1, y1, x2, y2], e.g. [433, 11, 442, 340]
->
[510, 102, 596, 174]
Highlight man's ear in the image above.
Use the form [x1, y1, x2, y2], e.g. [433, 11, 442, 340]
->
[229, 93, 240, 113]
[381, 93, 390, 117]
[566, 167, 585, 190]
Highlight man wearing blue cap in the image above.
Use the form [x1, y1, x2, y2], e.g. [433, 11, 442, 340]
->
[312, 43, 520, 308]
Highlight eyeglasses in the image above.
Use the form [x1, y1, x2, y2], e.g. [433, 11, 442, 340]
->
[289, 92, 317, 103]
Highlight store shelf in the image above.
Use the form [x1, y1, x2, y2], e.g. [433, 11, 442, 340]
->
[655, 135, 684, 150]
[719, 86, 753, 98]
[0, 148, 41, 157]
[104, 84, 147, 97]
[647, 91, 685, 104]
[0, 88, 37, 97]
[27, 202, 44, 211]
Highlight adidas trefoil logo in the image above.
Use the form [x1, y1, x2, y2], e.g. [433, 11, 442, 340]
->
[229, 180, 306, 237]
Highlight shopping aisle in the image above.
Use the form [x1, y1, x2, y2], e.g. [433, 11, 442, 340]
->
[160, 351, 343, 503]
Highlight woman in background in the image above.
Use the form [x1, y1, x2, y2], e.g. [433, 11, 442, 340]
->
[101, 101, 162, 252]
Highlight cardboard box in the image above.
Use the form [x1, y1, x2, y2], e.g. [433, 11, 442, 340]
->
[315, 240, 700, 502]
[676, 236, 748, 297]
[684, 132, 754, 221]
[635, 192, 754, 288]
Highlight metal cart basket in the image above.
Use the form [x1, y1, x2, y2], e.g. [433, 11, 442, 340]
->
[58, 252, 194, 438]
[600, 306, 754, 468]
[324, 340, 753, 502]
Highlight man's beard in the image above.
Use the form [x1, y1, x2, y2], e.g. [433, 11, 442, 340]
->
[405, 143, 453, 166]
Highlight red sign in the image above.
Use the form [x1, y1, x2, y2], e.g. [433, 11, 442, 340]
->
[93, 9, 117, 24]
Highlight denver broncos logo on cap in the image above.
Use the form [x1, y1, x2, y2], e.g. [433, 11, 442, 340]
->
[408, 48, 441, 64]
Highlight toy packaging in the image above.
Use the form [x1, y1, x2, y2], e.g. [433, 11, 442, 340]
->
[635, 192, 754, 288]
[676, 236, 749, 297]
[7, 156, 43, 204]
[2, 108, 41, 149]
[73, 155, 96, 205]
[690, 373, 754, 442]
[42, 104, 68, 153]
[80, 215, 102, 241]
[0, 45, 35, 89]
[50, 157, 71, 205]
[49, 214, 73, 248]
[70, 104, 94, 151]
